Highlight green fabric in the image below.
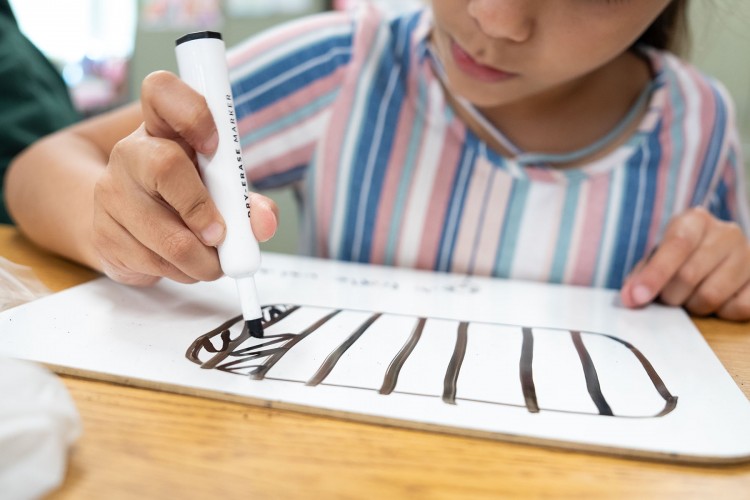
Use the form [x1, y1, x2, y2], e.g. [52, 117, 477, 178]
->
[0, 0, 79, 224]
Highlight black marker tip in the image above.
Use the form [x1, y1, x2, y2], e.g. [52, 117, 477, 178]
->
[245, 318, 264, 338]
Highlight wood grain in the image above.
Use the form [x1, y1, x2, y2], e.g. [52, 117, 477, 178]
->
[2, 225, 750, 499]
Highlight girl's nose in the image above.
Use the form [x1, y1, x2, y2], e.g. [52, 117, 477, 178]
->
[467, 0, 535, 42]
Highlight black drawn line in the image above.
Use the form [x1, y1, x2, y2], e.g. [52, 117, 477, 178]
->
[307, 313, 382, 386]
[186, 315, 243, 365]
[251, 309, 342, 380]
[442, 322, 468, 405]
[263, 376, 661, 419]
[190, 304, 678, 418]
[520, 327, 540, 413]
[601, 334, 678, 417]
[196, 306, 301, 370]
[213, 334, 297, 374]
[571, 330, 614, 416]
[379, 317, 426, 395]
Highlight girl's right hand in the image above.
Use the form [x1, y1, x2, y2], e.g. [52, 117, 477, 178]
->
[92, 71, 278, 286]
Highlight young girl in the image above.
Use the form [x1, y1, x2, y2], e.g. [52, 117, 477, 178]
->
[6, 0, 750, 320]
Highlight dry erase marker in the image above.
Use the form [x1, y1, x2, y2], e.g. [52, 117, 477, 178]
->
[175, 31, 264, 338]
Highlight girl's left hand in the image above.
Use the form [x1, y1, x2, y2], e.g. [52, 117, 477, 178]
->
[620, 207, 750, 321]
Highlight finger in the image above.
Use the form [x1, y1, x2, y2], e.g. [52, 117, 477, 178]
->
[657, 225, 736, 307]
[622, 208, 710, 307]
[623, 208, 711, 307]
[115, 131, 226, 247]
[249, 192, 279, 242]
[684, 242, 750, 316]
[620, 248, 654, 306]
[716, 281, 750, 322]
[121, 191, 223, 282]
[97, 153, 223, 282]
[140, 71, 218, 155]
[93, 209, 198, 285]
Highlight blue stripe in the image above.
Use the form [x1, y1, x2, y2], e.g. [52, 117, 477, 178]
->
[348, 15, 420, 263]
[691, 84, 727, 205]
[549, 178, 582, 283]
[339, 32, 406, 261]
[606, 124, 661, 288]
[494, 176, 530, 278]
[435, 134, 479, 272]
[252, 165, 307, 190]
[710, 179, 732, 222]
[232, 36, 353, 117]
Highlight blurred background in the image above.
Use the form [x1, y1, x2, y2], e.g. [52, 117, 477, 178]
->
[9, 0, 750, 254]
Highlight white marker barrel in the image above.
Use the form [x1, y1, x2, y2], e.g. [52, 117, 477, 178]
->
[176, 31, 262, 323]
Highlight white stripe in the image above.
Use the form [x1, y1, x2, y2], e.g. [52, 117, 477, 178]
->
[668, 56, 703, 212]
[509, 182, 565, 281]
[594, 167, 626, 288]
[396, 80, 446, 268]
[329, 24, 391, 256]
[351, 66, 401, 261]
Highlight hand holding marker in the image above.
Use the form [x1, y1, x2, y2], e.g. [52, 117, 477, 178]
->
[175, 31, 264, 338]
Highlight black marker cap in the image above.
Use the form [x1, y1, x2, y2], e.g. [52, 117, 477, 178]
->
[245, 318, 264, 339]
[175, 31, 223, 46]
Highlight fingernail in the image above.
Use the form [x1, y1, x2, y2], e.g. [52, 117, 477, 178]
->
[202, 130, 219, 153]
[632, 285, 653, 306]
[201, 222, 224, 246]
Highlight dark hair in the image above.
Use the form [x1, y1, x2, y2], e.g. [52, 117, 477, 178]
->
[636, 0, 690, 55]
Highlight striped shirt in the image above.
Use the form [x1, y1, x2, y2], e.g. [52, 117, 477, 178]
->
[228, 5, 750, 289]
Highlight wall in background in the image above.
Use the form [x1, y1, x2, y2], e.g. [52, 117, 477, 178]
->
[689, 0, 750, 170]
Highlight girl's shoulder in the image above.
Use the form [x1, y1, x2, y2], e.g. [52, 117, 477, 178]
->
[646, 47, 737, 125]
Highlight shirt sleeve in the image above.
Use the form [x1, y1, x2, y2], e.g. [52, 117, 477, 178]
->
[705, 82, 750, 236]
[0, 8, 79, 224]
[707, 131, 750, 236]
[228, 10, 357, 191]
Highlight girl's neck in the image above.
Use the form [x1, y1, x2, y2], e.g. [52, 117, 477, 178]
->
[450, 50, 654, 168]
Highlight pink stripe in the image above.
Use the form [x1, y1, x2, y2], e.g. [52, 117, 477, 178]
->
[228, 12, 350, 68]
[246, 142, 316, 184]
[316, 10, 381, 256]
[570, 173, 611, 286]
[472, 169, 513, 276]
[238, 67, 347, 137]
[451, 158, 493, 274]
[415, 120, 464, 270]
[526, 168, 557, 182]
[683, 66, 717, 208]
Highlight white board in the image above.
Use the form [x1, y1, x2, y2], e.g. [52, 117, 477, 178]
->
[1, 253, 749, 463]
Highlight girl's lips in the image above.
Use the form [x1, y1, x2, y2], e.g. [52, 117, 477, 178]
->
[450, 40, 517, 83]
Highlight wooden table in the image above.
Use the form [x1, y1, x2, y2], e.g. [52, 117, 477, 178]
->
[2, 224, 749, 499]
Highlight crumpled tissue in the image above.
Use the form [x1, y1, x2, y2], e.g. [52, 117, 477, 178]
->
[0, 357, 81, 500]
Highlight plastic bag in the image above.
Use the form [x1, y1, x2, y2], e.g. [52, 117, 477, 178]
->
[0, 257, 50, 312]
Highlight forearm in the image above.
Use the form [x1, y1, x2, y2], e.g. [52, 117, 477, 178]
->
[4, 103, 142, 271]
[6, 132, 103, 269]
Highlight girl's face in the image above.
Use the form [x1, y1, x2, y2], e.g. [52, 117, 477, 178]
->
[430, 0, 672, 109]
